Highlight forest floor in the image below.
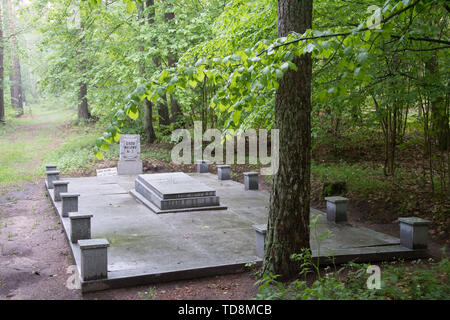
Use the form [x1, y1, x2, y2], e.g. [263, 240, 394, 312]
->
[0, 104, 448, 299]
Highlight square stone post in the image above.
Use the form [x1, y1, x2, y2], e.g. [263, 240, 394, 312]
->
[244, 172, 259, 190]
[46, 170, 60, 189]
[399, 217, 431, 249]
[53, 181, 69, 202]
[253, 224, 267, 258]
[60, 193, 80, 217]
[45, 164, 57, 172]
[217, 165, 231, 180]
[196, 160, 209, 173]
[325, 196, 349, 223]
[69, 213, 93, 243]
[78, 239, 109, 281]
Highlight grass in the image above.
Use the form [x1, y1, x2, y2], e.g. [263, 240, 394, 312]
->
[0, 103, 74, 186]
[42, 133, 106, 174]
[0, 100, 125, 184]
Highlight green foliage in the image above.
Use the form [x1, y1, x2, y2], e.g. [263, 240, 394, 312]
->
[311, 161, 388, 198]
[43, 133, 102, 173]
[97, 0, 449, 159]
[255, 249, 450, 300]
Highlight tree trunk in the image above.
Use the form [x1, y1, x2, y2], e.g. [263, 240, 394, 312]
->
[158, 95, 171, 126]
[144, 98, 156, 142]
[0, 1, 4, 124]
[77, 81, 90, 121]
[77, 8, 91, 122]
[139, 1, 156, 143]
[425, 54, 448, 151]
[262, 0, 313, 279]
[6, 0, 23, 117]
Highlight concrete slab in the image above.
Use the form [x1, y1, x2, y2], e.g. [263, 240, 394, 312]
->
[46, 172, 428, 293]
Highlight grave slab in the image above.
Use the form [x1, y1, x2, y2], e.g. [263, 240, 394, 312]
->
[131, 172, 227, 213]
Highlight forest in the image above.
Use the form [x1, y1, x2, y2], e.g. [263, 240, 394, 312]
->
[0, 0, 449, 301]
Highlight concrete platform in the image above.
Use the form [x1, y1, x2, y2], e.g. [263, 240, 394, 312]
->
[45, 173, 427, 292]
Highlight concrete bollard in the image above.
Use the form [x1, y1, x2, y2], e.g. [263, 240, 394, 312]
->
[196, 160, 209, 173]
[244, 172, 259, 190]
[399, 217, 432, 249]
[324, 196, 349, 223]
[46, 170, 60, 189]
[60, 193, 80, 217]
[217, 165, 231, 180]
[69, 212, 93, 244]
[78, 239, 109, 281]
[45, 164, 57, 172]
[53, 181, 69, 202]
[253, 224, 267, 258]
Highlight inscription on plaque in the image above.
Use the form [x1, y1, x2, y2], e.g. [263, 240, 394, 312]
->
[117, 134, 143, 175]
[120, 135, 140, 161]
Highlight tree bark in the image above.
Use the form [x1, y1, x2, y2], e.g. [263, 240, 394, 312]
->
[6, 0, 23, 117]
[0, 1, 5, 124]
[139, 0, 156, 143]
[425, 54, 449, 151]
[262, 0, 313, 279]
[77, 80, 90, 120]
[76, 3, 92, 123]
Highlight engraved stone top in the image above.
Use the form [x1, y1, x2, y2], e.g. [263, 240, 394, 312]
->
[137, 172, 216, 200]
[120, 134, 141, 161]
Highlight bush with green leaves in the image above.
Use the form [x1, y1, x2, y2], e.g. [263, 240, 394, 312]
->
[255, 248, 450, 300]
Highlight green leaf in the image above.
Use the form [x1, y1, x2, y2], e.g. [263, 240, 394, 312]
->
[188, 79, 197, 88]
[280, 62, 289, 72]
[287, 61, 298, 72]
[113, 132, 121, 142]
[126, 107, 139, 121]
[233, 110, 241, 125]
[96, 137, 104, 148]
[115, 109, 126, 120]
[275, 69, 284, 79]
[126, 0, 136, 13]
[101, 143, 109, 152]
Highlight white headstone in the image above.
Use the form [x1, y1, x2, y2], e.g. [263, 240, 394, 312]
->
[117, 134, 143, 175]
[120, 134, 141, 161]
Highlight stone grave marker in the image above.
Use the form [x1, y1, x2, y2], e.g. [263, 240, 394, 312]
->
[117, 134, 143, 175]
